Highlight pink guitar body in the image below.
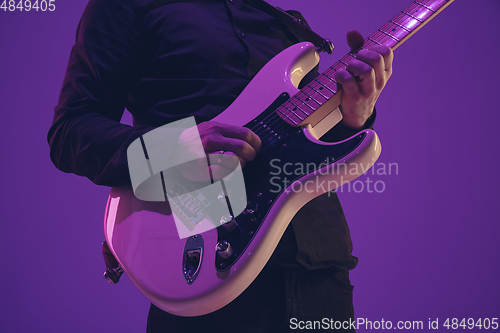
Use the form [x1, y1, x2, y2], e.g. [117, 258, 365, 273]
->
[103, 0, 453, 317]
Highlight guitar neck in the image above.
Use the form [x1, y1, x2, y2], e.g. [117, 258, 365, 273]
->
[383, 0, 455, 52]
[276, 0, 454, 127]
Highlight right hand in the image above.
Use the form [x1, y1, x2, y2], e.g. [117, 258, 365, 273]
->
[174, 121, 262, 181]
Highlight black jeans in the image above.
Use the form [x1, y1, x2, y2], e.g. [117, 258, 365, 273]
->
[146, 265, 355, 332]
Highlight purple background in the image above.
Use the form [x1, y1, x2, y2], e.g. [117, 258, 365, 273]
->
[0, 0, 499, 332]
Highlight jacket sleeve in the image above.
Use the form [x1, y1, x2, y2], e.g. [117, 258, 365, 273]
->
[47, 0, 153, 187]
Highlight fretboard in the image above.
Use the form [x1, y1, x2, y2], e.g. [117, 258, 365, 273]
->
[276, 0, 454, 126]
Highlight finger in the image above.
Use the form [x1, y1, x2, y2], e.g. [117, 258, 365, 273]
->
[354, 49, 385, 90]
[223, 137, 258, 162]
[220, 125, 262, 152]
[364, 45, 393, 74]
[335, 67, 361, 97]
[345, 59, 377, 97]
[205, 137, 258, 163]
[346, 30, 364, 51]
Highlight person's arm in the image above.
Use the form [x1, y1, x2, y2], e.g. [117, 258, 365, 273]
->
[47, 0, 154, 187]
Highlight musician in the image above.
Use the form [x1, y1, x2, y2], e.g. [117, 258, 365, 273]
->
[48, 0, 392, 331]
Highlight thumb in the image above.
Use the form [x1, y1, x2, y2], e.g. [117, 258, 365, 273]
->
[346, 30, 364, 52]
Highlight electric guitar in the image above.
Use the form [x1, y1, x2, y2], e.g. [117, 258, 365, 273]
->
[103, 0, 454, 316]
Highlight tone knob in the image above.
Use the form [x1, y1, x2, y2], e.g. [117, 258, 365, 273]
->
[216, 241, 233, 259]
[220, 214, 237, 232]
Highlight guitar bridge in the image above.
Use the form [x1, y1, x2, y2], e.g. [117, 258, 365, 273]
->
[165, 185, 210, 231]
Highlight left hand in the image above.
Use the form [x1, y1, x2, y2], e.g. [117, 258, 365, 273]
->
[336, 30, 394, 130]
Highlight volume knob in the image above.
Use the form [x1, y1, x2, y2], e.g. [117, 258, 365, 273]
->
[216, 241, 233, 259]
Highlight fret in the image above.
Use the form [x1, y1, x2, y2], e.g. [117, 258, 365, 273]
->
[416, 0, 448, 11]
[414, 0, 436, 12]
[300, 90, 322, 105]
[393, 12, 421, 31]
[331, 62, 346, 71]
[341, 53, 356, 63]
[404, 2, 434, 21]
[377, 28, 401, 41]
[302, 86, 327, 104]
[370, 30, 398, 48]
[276, 106, 299, 125]
[316, 71, 337, 89]
[323, 69, 338, 84]
[316, 74, 337, 94]
[389, 20, 412, 32]
[401, 10, 424, 23]
[293, 96, 315, 115]
[282, 102, 304, 121]
[296, 91, 320, 110]
[380, 22, 410, 41]
[309, 80, 332, 100]
[288, 97, 310, 117]
[367, 37, 381, 46]
[363, 39, 378, 48]
[278, 105, 301, 124]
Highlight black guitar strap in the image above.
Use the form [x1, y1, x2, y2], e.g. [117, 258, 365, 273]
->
[139, 0, 334, 54]
[250, 0, 334, 54]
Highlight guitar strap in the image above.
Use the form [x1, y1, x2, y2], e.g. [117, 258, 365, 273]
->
[250, 0, 334, 54]
[139, 0, 334, 54]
